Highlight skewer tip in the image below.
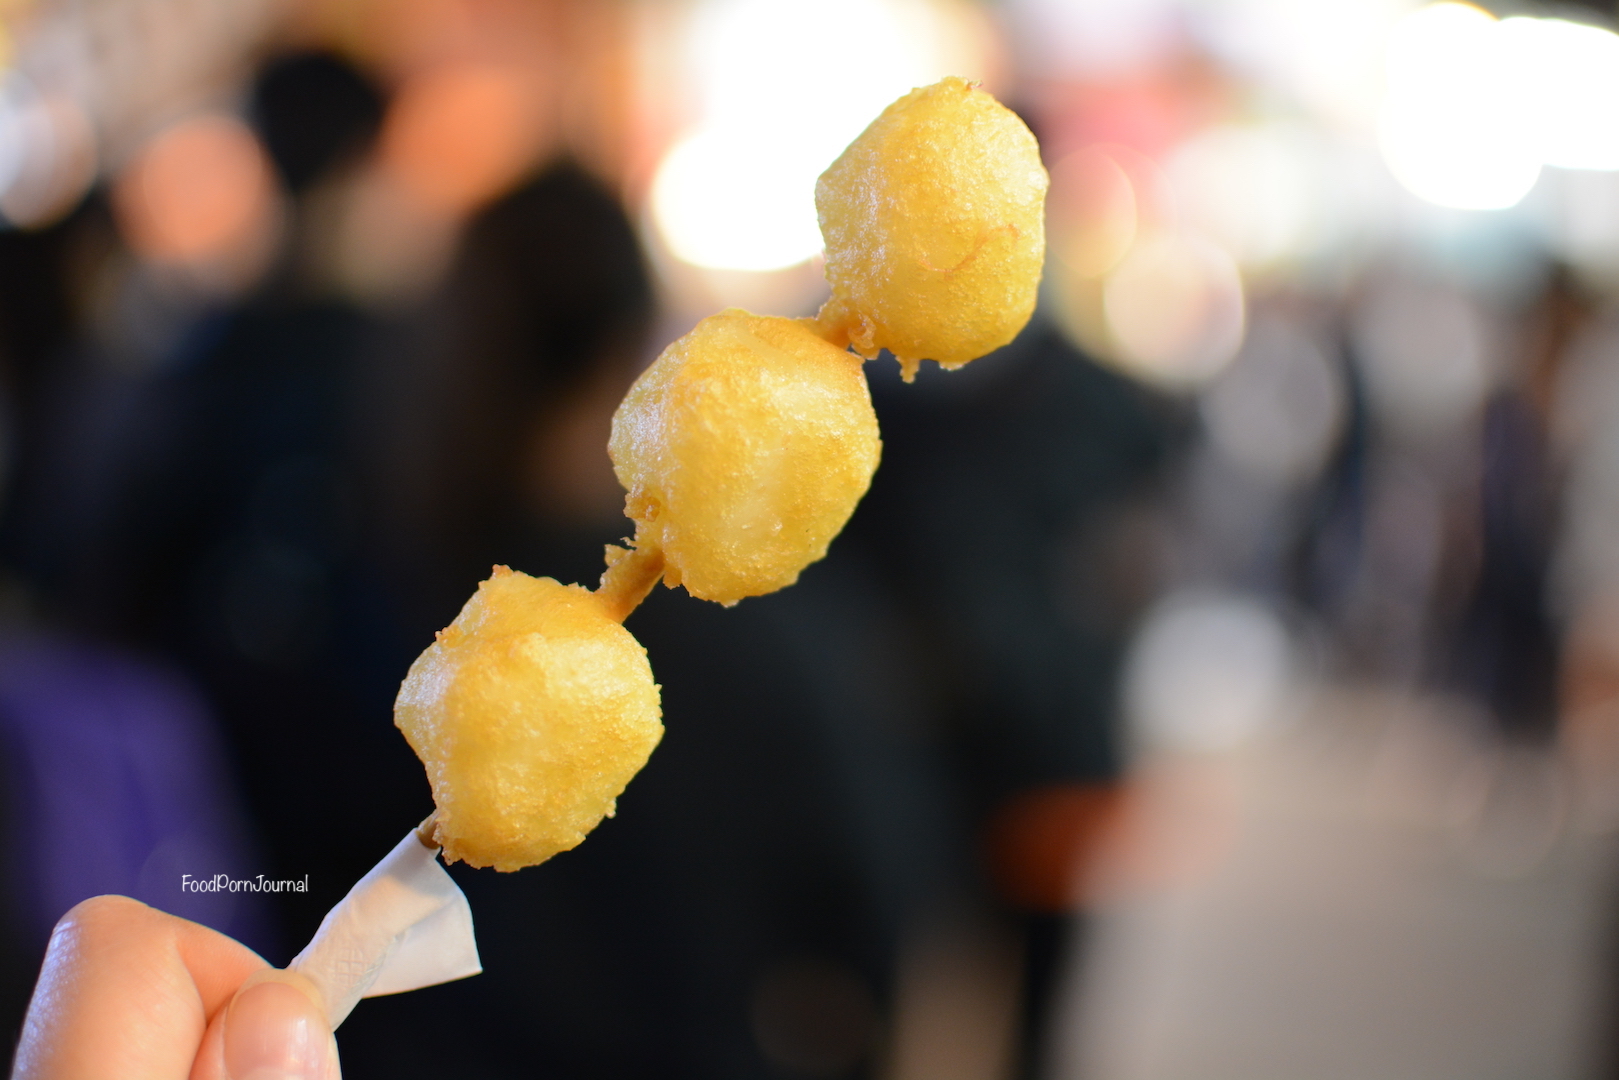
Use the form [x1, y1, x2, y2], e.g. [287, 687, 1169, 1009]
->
[415, 810, 440, 850]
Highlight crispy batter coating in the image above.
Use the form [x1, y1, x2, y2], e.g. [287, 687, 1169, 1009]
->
[395, 568, 662, 870]
[815, 76, 1048, 381]
[610, 309, 881, 605]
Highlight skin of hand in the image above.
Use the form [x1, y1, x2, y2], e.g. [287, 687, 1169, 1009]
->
[10, 895, 341, 1080]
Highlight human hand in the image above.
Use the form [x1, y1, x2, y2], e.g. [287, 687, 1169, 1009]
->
[11, 895, 340, 1080]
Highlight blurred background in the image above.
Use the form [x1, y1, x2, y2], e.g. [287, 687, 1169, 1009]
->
[0, 0, 1618, 1077]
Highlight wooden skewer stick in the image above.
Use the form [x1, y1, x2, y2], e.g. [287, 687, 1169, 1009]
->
[596, 542, 665, 623]
[415, 810, 440, 850]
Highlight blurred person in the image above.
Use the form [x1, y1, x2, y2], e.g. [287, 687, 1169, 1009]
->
[1284, 315, 1371, 642]
[1548, 285, 1619, 1080]
[1285, 268, 1496, 692]
[1445, 266, 1588, 747]
[1289, 262, 1577, 856]
[0, 193, 276, 1063]
[1552, 293, 1619, 805]
[845, 312, 1177, 1080]
[1310, 262, 1576, 744]
[1163, 297, 1354, 601]
[0, 46, 400, 1026]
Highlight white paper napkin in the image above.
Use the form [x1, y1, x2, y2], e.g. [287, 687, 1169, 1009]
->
[288, 829, 482, 1027]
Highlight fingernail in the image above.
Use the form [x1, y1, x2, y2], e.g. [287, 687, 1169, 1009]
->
[224, 977, 338, 1080]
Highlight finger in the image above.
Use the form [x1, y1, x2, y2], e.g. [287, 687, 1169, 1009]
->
[190, 969, 340, 1080]
[13, 895, 268, 1080]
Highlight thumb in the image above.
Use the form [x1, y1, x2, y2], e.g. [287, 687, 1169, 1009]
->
[192, 970, 340, 1080]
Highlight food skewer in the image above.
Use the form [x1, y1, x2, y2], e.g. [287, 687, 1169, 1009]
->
[288, 76, 1048, 1026]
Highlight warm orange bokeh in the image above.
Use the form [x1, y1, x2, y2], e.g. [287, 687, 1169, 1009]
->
[988, 760, 1244, 912]
[987, 783, 1128, 911]
[379, 61, 548, 216]
[1049, 147, 1136, 280]
[115, 114, 275, 267]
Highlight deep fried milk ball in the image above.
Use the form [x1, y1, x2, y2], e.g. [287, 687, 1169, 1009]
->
[610, 309, 881, 606]
[814, 76, 1048, 380]
[395, 567, 662, 871]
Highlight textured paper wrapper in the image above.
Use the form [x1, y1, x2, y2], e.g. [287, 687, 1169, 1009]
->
[288, 829, 481, 1027]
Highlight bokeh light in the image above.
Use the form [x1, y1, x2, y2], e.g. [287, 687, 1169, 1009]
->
[0, 77, 95, 228]
[649, 0, 978, 273]
[1048, 146, 1138, 280]
[1352, 274, 1492, 435]
[1377, 2, 1541, 212]
[651, 128, 826, 273]
[1005, 0, 1179, 78]
[1102, 233, 1245, 389]
[1498, 16, 1619, 173]
[1373, 4, 1619, 212]
[1197, 0, 1411, 129]
[1166, 123, 1318, 270]
[379, 62, 543, 216]
[114, 113, 276, 270]
[1202, 314, 1344, 487]
[1124, 590, 1295, 754]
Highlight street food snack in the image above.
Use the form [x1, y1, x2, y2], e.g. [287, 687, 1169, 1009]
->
[814, 76, 1047, 381]
[397, 78, 1046, 872]
[395, 569, 662, 871]
[610, 310, 882, 606]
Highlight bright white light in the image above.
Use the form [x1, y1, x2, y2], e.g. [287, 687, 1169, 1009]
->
[1379, 6, 1619, 207]
[0, 92, 27, 206]
[1004, 0, 1179, 77]
[1199, 0, 1412, 129]
[0, 75, 98, 230]
[1166, 124, 1318, 268]
[689, 0, 944, 144]
[1498, 16, 1619, 171]
[1125, 591, 1294, 754]
[652, 129, 826, 272]
[655, 0, 965, 272]
[1378, 3, 1541, 211]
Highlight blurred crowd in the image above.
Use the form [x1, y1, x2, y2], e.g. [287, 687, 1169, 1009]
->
[0, 0, 1617, 1078]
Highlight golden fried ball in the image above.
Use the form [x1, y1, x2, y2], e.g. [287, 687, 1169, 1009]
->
[815, 77, 1048, 381]
[610, 309, 881, 606]
[395, 567, 662, 871]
